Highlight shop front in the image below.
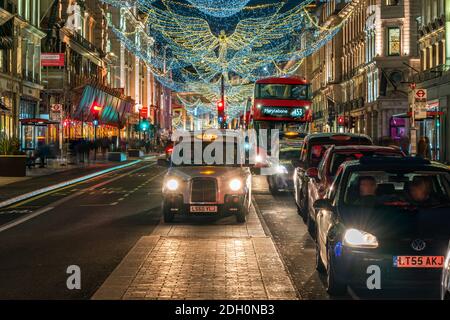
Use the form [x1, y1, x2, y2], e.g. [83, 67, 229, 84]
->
[70, 84, 134, 144]
[0, 100, 13, 137]
[390, 99, 443, 161]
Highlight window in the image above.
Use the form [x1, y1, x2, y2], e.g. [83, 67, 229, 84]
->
[387, 27, 401, 56]
[386, 0, 399, 5]
[255, 84, 310, 100]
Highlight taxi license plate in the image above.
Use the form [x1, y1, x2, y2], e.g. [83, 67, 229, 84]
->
[190, 205, 217, 213]
[393, 256, 444, 268]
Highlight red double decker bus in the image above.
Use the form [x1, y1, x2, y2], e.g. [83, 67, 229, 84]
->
[248, 76, 312, 131]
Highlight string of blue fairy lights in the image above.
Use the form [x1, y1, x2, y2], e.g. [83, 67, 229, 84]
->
[100, 0, 348, 120]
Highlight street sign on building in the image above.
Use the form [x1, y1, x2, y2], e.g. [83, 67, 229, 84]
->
[414, 102, 427, 120]
[414, 89, 427, 102]
[139, 106, 148, 118]
[41, 53, 65, 67]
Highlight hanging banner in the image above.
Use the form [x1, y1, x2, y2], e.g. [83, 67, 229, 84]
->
[41, 53, 65, 67]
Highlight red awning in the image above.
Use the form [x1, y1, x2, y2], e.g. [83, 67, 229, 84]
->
[20, 118, 59, 125]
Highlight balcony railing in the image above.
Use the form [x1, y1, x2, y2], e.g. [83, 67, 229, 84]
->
[411, 65, 450, 84]
[22, 70, 40, 85]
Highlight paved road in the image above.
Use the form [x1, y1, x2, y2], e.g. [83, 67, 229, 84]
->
[0, 160, 165, 299]
[0, 161, 335, 300]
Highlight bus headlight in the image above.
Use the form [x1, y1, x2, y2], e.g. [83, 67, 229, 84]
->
[343, 228, 378, 248]
[229, 179, 242, 191]
[166, 179, 179, 191]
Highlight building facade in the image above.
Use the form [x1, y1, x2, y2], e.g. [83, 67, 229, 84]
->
[37, 0, 171, 155]
[413, 0, 450, 162]
[306, 0, 421, 147]
[0, 0, 45, 148]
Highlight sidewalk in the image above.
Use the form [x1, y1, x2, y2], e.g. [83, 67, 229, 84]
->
[0, 152, 158, 203]
[92, 205, 298, 300]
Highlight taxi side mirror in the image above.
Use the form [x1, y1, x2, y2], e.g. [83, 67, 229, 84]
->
[157, 158, 170, 167]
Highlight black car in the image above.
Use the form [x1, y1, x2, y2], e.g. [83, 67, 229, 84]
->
[314, 157, 450, 297]
[293, 133, 372, 231]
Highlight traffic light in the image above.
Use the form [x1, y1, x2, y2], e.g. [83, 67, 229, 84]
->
[217, 99, 225, 113]
[337, 116, 345, 126]
[349, 116, 356, 129]
[140, 118, 150, 131]
[217, 99, 226, 128]
[91, 103, 102, 126]
[91, 103, 102, 114]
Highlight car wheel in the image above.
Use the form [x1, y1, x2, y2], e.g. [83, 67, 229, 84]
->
[326, 245, 346, 296]
[162, 203, 175, 223]
[307, 211, 316, 239]
[236, 196, 249, 223]
[299, 187, 308, 221]
[315, 234, 326, 273]
[445, 291, 450, 301]
[236, 209, 247, 223]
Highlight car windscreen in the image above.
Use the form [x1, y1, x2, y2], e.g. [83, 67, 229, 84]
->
[307, 137, 372, 167]
[329, 151, 402, 176]
[280, 149, 301, 160]
[171, 141, 242, 166]
[342, 170, 450, 208]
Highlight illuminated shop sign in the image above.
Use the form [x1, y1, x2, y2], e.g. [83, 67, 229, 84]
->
[261, 107, 305, 118]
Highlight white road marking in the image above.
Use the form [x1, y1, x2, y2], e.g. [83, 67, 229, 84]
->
[0, 163, 158, 233]
[0, 207, 54, 233]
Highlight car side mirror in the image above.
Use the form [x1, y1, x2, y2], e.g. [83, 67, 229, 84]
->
[306, 167, 319, 179]
[157, 158, 170, 167]
[313, 199, 334, 211]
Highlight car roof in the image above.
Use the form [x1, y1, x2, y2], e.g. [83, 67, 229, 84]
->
[329, 145, 401, 152]
[340, 157, 450, 172]
[304, 132, 372, 143]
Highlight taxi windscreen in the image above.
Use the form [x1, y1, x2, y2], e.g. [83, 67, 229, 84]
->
[171, 141, 243, 166]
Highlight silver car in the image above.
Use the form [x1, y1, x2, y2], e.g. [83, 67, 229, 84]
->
[442, 243, 450, 300]
[157, 133, 252, 223]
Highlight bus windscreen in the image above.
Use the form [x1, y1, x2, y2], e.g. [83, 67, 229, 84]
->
[255, 83, 309, 100]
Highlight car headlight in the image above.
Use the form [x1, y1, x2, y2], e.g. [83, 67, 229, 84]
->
[166, 178, 179, 191]
[229, 178, 242, 191]
[343, 228, 378, 248]
[255, 155, 263, 163]
[276, 165, 288, 174]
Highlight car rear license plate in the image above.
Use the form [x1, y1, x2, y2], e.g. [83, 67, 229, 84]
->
[393, 256, 444, 268]
[190, 205, 217, 213]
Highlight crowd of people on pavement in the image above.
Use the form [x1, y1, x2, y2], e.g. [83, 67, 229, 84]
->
[30, 135, 173, 167]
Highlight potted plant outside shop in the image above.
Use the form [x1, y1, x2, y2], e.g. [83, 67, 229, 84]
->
[0, 134, 27, 177]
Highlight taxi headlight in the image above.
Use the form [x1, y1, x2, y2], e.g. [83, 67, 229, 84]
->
[166, 179, 179, 191]
[229, 179, 242, 191]
[343, 228, 378, 248]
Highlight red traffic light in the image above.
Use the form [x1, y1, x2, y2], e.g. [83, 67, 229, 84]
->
[92, 103, 102, 113]
[337, 116, 345, 125]
[217, 100, 224, 112]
